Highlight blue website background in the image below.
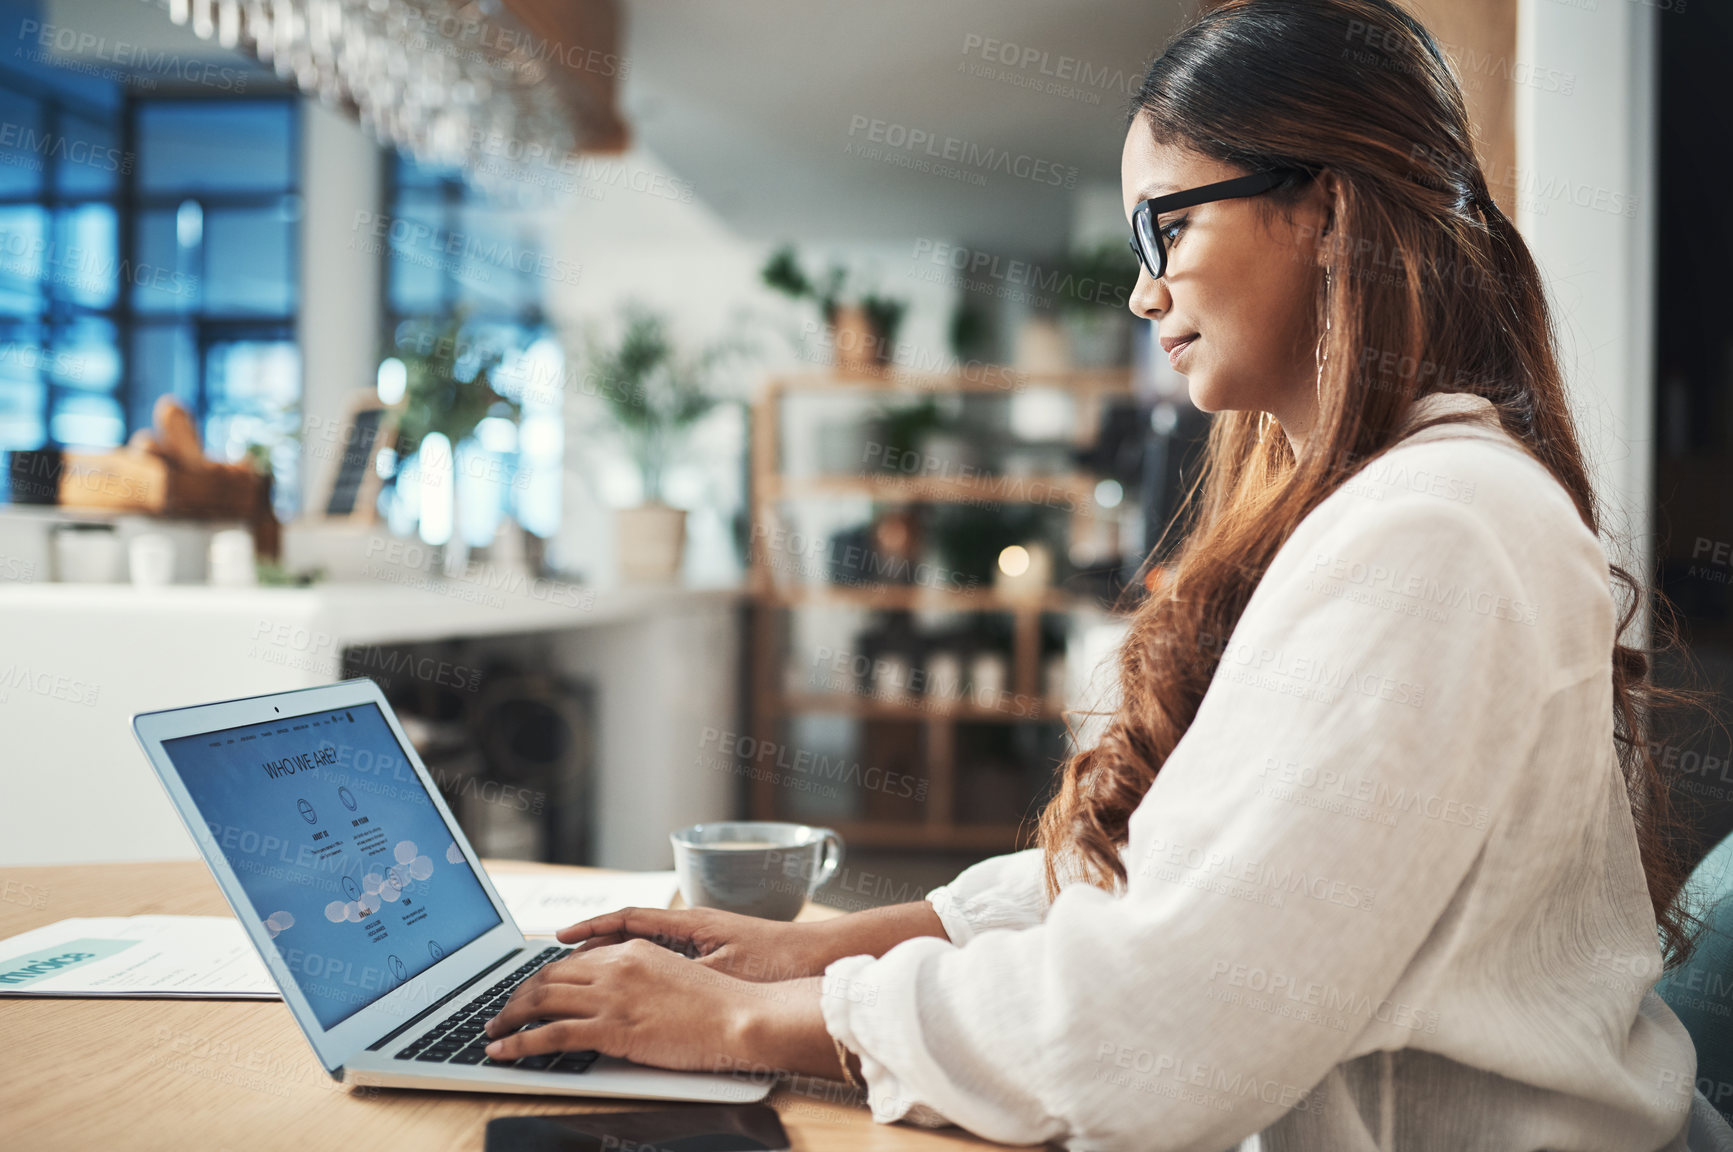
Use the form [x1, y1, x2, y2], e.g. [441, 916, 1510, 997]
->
[164, 702, 501, 1030]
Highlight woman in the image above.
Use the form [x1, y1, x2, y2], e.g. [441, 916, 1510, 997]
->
[482, 0, 1721, 1147]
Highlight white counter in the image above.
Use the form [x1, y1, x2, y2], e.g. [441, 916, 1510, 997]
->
[0, 580, 744, 870]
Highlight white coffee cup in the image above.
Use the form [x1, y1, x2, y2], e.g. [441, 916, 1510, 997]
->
[129, 533, 176, 587]
[208, 528, 256, 587]
[52, 524, 123, 583]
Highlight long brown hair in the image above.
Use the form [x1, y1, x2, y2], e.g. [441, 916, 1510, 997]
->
[1035, 0, 1706, 963]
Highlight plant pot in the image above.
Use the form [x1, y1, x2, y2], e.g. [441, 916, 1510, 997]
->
[831, 304, 890, 374]
[616, 502, 687, 583]
[1014, 315, 1070, 372]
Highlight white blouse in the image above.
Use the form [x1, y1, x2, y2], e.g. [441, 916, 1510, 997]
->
[817, 392, 1711, 1151]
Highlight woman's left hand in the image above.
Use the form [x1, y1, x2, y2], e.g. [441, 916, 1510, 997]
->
[481, 937, 834, 1077]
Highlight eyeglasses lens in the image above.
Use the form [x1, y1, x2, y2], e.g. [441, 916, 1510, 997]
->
[1132, 209, 1163, 279]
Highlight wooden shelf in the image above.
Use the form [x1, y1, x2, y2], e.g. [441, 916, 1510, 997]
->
[777, 692, 1063, 723]
[761, 582, 1086, 613]
[748, 366, 1130, 853]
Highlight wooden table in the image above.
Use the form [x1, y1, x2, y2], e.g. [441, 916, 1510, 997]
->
[0, 860, 1003, 1151]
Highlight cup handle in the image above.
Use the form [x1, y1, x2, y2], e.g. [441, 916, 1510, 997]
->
[810, 829, 844, 895]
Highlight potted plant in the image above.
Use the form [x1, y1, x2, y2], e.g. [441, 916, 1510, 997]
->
[583, 304, 740, 582]
[384, 314, 520, 564]
[391, 315, 518, 462]
[761, 245, 907, 374]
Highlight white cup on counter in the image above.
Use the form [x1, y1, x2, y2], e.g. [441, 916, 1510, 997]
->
[128, 533, 176, 587]
[207, 528, 257, 587]
[51, 523, 124, 583]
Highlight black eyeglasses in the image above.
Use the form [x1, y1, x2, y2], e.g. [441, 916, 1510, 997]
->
[1128, 169, 1306, 280]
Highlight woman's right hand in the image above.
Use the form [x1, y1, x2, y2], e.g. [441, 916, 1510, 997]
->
[555, 906, 831, 983]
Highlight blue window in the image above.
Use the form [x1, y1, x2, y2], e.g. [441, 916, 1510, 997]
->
[380, 155, 561, 541]
[0, 67, 123, 459]
[0, 50, 301, 515]
[128, 97, 302, 516]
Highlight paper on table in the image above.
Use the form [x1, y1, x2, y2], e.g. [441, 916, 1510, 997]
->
[490, 870, 682, 936]
[0, 872, 683, 1000]
[0, 916, 277, 999]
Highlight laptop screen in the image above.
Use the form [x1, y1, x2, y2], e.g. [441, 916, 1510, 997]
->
[163, 702, 503, 1030]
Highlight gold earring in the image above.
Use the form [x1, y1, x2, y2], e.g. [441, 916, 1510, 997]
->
[1315, 266, 1332, 407]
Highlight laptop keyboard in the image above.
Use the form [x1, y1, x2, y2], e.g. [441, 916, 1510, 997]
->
[394, 945, 600, 1074]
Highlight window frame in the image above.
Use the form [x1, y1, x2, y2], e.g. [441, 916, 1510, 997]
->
[0, 65, 304, 508]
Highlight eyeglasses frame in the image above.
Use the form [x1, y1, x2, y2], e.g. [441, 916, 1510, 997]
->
[1128, 168, 1309, 280]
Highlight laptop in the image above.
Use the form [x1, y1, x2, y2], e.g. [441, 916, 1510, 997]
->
[131, 678, 770, 1104]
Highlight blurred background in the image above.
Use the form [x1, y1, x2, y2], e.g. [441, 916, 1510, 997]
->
[0, 0, 1726, 928]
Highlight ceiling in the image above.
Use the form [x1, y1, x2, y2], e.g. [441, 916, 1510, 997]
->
[37, 0, 272, 67]
[25, 0, 1193, 250]
[619, 0, 1191, 250]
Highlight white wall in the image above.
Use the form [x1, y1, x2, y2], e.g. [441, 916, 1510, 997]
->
[1517, 0, 1657, 594]
[535, 147, 960, 583]
[539, 148, 956, 368]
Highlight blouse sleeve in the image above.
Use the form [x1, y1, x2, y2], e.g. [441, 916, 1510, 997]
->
[924, 848, 1055, 947]
[818, 490, 1555, 1147]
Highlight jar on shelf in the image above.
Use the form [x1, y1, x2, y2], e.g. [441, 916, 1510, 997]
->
[1043, 653, 1068, 712]
[968, 650, 1009, 709]
[924, 650, 963, 704]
